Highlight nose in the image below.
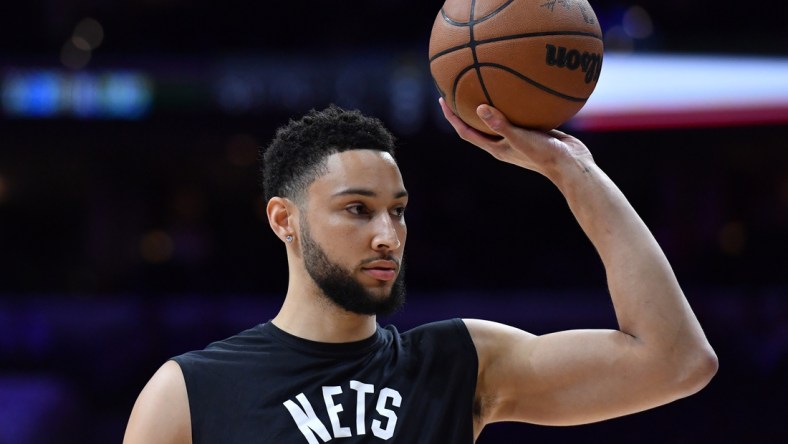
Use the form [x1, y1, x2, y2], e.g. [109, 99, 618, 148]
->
[371, 213, 402, 251]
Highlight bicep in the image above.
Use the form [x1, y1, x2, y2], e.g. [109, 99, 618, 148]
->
[465, 319, 686, 427]
[124, 360, 192, 444]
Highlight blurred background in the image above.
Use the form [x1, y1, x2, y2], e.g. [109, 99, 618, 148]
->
[1, 0, 786, 442]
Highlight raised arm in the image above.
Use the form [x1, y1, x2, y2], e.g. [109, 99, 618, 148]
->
[439, 99, 718, 433]
[124, 360, 192, 444]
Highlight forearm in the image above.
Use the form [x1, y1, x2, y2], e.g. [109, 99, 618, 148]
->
[548, 157, 712, 359]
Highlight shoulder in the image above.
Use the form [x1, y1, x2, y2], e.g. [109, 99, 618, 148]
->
[402, 318, 471, 336]
[123, 360, 191, 444]
[174, 324, 272, 368]
[392, 319, 479, 366]
[461, 319, 538, 370]
[462, 319, 537, 350]
[400, 319, 476, 346]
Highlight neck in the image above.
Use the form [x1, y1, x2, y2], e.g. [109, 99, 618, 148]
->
[272, 288, 378, 343]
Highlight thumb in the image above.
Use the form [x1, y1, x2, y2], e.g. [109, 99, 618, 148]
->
[477, 104, 511, 136]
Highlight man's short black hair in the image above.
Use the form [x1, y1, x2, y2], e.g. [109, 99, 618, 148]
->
[261, 105, 397, 202]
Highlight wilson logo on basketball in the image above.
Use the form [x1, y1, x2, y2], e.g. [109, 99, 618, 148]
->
[544, 44, 602, 84]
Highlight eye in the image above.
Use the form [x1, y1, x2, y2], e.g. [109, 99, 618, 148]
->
[391, 206, 406, 218]
[347, 204, 370, 216]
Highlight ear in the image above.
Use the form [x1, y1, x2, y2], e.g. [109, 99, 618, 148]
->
[266, 197, 297, 242]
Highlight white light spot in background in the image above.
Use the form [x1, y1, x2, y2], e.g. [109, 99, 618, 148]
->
[60, 18, 104, 70]
[73, 17, 104, 51]
[622, 6, 654, 39]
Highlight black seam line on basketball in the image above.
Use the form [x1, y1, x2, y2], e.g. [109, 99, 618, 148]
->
[428, 30, 603, 63]
[451, 65, 481, 113]
[440, 0, 516, 27]
[480, 30, 603, 45]
[469, 0, 494, 106]
[479, 63, 588, 102]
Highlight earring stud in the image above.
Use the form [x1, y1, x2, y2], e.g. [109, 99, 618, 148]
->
[285, 235, 293, 243]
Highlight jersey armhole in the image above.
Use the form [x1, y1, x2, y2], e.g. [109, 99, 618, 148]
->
[451, 318, 480, 378]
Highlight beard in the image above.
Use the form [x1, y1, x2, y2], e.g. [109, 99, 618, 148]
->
[300, 222, 406, 316]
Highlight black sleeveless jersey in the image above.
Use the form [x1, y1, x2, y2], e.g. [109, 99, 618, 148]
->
[172, 319, 479, 443]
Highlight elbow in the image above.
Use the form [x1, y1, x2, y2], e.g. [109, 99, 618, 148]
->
[672, 344, 719, 397]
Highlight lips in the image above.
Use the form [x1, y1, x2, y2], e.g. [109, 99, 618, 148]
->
[361, 260, 398, 281]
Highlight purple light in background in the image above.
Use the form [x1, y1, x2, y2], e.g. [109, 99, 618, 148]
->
[0, 376, 83, 443]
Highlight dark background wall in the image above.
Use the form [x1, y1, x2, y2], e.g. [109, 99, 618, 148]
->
[1, 1, 787, 443]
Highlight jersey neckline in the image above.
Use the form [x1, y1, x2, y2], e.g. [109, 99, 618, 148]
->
[259, 321, 389, 358]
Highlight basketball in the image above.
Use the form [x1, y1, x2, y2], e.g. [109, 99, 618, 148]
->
[429, 0, 604, 133]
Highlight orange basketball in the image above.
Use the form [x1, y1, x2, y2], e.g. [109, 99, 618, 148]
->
[429, 0, 604, 133]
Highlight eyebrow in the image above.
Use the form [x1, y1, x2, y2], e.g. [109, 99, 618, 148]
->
[332, 188, 408, 199]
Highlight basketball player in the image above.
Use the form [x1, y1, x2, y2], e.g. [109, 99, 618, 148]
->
[124, 100, 717, 443]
